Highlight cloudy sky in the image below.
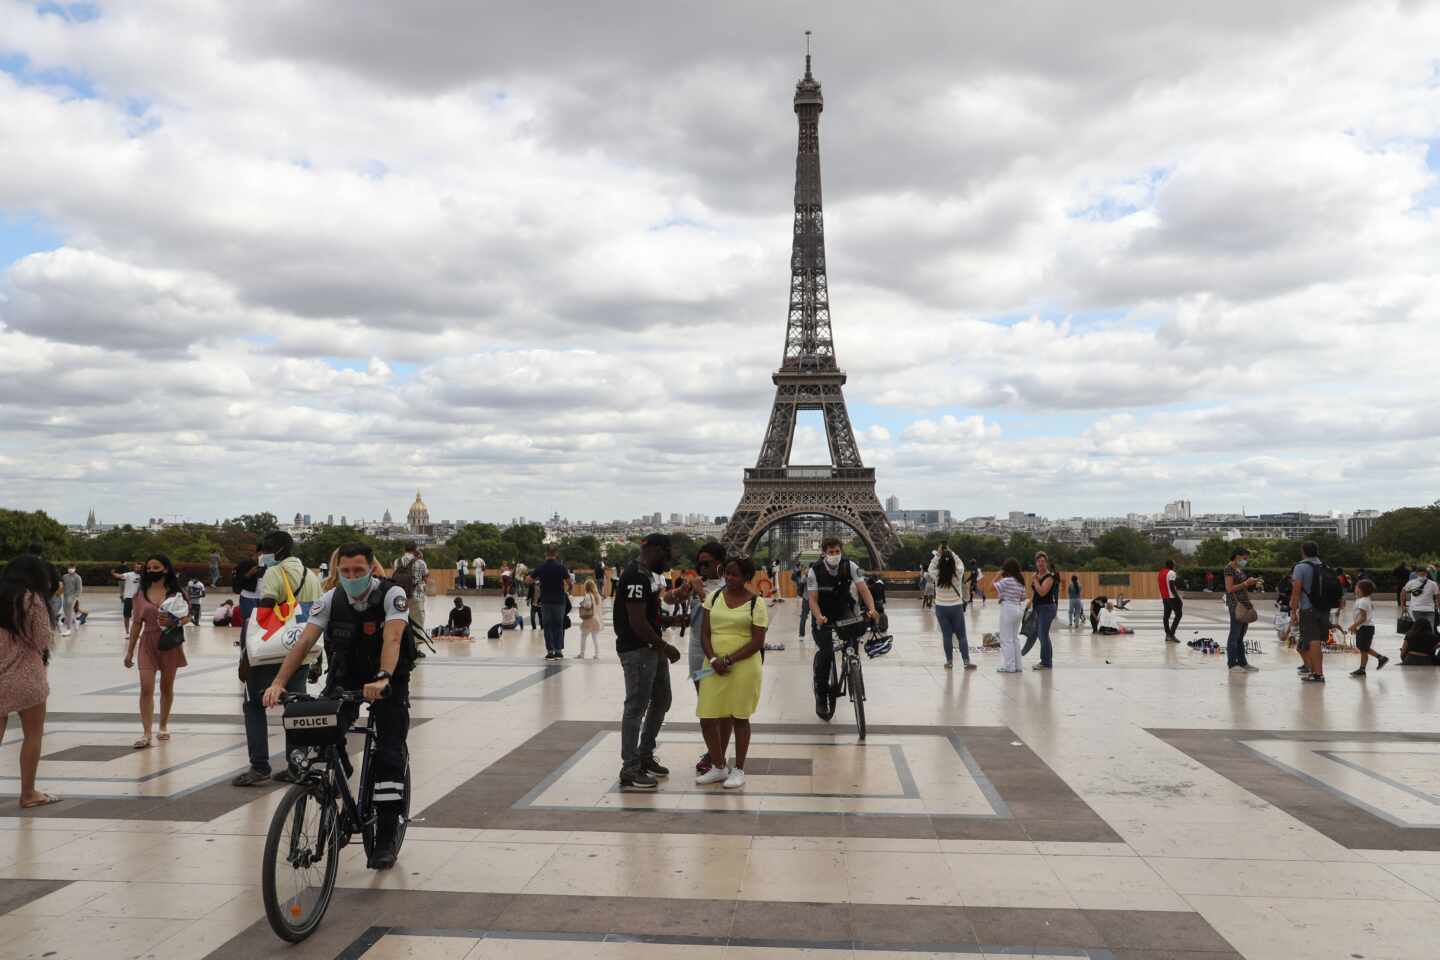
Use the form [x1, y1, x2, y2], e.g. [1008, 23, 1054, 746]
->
[2, 1, 1439, 528]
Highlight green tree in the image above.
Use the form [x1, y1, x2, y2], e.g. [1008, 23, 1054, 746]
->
[1090, 528, 1163, 568]
[1365, 506, 1440, 561]
[295, 525, 377, 568]
[0, 509, 71, 560]
[226, 513, 280, 538]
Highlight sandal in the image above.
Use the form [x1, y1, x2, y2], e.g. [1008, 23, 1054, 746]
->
[157, 731, 171, 741]
[133, 736, 153, 749]
[19, 792, 62, 809]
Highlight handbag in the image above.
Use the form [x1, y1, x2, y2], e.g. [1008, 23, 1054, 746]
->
[158, 622, 186, 651]
[1397, 613, 1414, 634]
[245, 567, 317, 666]
[1235, 599, 1258, 625]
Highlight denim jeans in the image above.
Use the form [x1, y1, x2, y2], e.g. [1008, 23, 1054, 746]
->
[541, 602, 567, 654]
[242, 661, 306, 774]
[798, 598, 810, 637]
[935, 603, 969, 663]
[1226, 606, 1249, 667]
[618, 647, 671, 773]
[1068, 597, 1084, 627]
[1034, 604, 1057, 667]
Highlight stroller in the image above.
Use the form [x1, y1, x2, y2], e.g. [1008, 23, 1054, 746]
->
[863, 575, 893, 657]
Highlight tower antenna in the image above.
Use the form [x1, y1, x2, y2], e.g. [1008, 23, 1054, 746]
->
[804, 30, 812, 77]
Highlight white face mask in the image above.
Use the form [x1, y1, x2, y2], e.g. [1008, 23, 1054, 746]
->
[824, 553, 842, 571]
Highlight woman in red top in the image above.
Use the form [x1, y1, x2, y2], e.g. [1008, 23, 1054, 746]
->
[0, 556, 61, 807]
[123, 554, 189, 748]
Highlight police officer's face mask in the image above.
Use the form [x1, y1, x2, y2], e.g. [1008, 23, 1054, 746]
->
[824, 552, 842, 571]
[340, 573, 372, 599]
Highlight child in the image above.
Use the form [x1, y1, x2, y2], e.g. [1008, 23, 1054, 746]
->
[500, 596, 522, 631]
[577, 578, 602, 658]
[1348, 579, 1388, 676]
[212, 598, 235, 626]
[525, 576, 541, 629]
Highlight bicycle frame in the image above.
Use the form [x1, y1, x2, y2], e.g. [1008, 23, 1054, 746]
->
[291, 702, 379, 858]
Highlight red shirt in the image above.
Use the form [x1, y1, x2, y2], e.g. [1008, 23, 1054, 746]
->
[1159, 569, 1177, 600]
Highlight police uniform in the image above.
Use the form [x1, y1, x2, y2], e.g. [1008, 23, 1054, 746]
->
[807, 558, 864, 706]
[305, 578, 412, 846]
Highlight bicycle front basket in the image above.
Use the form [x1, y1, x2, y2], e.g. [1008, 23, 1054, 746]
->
[281, 698, 347, 748]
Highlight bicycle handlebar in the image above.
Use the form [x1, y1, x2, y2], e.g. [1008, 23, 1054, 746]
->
[278, 689, 383, 705]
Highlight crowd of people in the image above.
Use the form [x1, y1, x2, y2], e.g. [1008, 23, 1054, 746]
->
[2, 530, 1437, 818]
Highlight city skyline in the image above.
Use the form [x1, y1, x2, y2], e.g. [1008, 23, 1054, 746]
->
[3, 4, 1439, 521]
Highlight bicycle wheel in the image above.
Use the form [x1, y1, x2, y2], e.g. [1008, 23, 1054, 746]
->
[262, 784, 340, 943]
[849, 656, 866, 741]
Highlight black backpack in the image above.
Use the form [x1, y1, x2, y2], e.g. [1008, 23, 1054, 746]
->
[1306, 561, 1344, 611]
[391, 555, 421, 598]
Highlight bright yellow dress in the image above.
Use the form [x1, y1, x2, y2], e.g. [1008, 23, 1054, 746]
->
[696, 589, 768, 719]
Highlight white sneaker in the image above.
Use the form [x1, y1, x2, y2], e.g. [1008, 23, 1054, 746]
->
[723, 768, 746, 790]
[696, 766, 729, 785]
[59, 629, 71, 637]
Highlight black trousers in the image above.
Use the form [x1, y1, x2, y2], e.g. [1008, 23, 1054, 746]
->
[813, 626, 835, 696]
[339, 680, 410, 841]
[1163, 597, 1183, 636]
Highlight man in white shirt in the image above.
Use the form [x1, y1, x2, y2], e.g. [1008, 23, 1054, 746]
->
[1402, 567, 1438, 633]
[474, 557, 485, 589]
[112, 562, 142, 632]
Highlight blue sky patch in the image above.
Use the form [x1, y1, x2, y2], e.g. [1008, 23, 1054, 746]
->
[0, 213, 62, 268]
[0, 51, 97, 100]
[35, 1, 100, 22]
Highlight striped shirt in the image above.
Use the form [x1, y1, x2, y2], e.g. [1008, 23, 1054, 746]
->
[995, 576, 1027, 605]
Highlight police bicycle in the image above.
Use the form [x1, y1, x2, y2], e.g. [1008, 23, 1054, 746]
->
[817, 615, 870, 740]
[261, 690, 412, 943]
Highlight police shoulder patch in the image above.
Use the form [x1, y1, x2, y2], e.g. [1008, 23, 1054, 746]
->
[394, 594, 409, 612]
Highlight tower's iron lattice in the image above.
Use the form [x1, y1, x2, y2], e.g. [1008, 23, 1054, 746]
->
[720, 50, 901, 567]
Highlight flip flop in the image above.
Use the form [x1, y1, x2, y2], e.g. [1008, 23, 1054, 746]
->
[157, 731, 171, 741]
[20, 793, 62, 809]
[133, 737, 153, 749]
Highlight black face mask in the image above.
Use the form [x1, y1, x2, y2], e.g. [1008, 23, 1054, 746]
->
[142, 570, 166, 587]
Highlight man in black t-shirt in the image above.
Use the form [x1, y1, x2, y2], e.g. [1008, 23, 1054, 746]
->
[614, 533, 684, 790]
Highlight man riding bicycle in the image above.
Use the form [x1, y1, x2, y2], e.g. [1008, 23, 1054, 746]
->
[262, 542, 412, 869]
[806, 538, 879, 719]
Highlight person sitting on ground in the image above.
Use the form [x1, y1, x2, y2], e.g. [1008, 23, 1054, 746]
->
[1096, 599, 1133, 635]
[1399, 619, 1439, 666]
[500, 596, 522, 630]
[447, 597, 472, 637]
[212, 598, 235, 626]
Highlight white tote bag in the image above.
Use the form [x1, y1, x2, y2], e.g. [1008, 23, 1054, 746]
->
[245, 567, 317, 665]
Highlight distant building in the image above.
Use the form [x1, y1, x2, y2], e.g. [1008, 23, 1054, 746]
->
[407, 491, 433, 535]
[886, 509, 952, 529]
[884, 495, 900, 512]
[1346, 511, 1380, 543]
[85, 508, 97, 530]
[382, 507, 393, 524]
[1163, 499, 1192, 520]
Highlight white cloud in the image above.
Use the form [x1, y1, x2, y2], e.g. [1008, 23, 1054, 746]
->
[1, 0, 1439, 525]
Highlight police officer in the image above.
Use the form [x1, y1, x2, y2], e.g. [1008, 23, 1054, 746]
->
[805, 537, 878, 719]
[262, 542, 412, 869]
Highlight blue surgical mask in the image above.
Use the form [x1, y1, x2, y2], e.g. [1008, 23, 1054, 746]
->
[340, 573, 372, 599]
[258, 553, 275, 567]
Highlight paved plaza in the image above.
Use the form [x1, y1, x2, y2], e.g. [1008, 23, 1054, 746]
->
[2, 593, 1438, 959]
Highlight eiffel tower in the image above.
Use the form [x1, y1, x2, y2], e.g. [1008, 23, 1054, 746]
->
[721, 44, 901, 566]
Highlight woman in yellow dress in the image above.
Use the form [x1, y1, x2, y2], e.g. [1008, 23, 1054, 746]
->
[696, 556, 768, 790]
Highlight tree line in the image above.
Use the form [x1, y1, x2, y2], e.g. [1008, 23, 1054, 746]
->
[2, 504, 1436, 582]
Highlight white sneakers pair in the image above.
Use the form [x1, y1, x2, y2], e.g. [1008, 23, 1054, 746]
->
[695, 765, 746, 789]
